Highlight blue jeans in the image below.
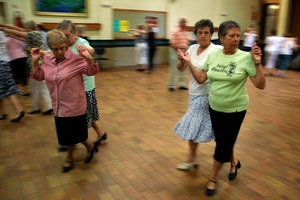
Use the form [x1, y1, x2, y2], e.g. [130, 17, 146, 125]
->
[278, 54, 292, 70]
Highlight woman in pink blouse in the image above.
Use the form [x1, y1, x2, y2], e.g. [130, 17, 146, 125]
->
[31, 29, 99, 173]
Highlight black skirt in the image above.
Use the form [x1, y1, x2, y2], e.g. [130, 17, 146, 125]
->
[54, 114, 88, 146]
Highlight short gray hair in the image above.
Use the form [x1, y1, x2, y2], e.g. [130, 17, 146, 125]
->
[47, 29, 67, 47]
[56, 19, 76, 34]
[24, 20, 36, 30]
[76, 25, 86, 33]
[218, 20, 240, 39]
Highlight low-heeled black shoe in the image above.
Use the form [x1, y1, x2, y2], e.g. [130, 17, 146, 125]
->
[10, 111, 25, 122]
[94, 132, 107, 145]
[61, 160, 73, 173]
[205, 180, 217, 196]
[228, 159, 241, 180]
[28, 109, 41, 114]
[43, 109, 53, 115]
[84, 145, 99, 163]
[0, 114, 7, 120]
[178, 86, 188, 90]
[58, 146, 68, 152]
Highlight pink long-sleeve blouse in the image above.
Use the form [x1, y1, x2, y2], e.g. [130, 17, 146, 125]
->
[31, 48, 99, 117]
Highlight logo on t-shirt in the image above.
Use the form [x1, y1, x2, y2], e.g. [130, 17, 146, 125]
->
[211, 62, 237, 77]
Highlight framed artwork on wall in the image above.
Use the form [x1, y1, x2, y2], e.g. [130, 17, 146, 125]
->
[33, 0, 88, 17]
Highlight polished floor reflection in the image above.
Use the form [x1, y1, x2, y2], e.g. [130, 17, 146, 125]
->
[1, 65, 300, 199]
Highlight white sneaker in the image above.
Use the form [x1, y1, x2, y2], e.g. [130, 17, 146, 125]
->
[176, 162, 198, 170]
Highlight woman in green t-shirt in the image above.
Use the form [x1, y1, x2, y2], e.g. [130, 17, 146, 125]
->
[179, 20, 265, 196]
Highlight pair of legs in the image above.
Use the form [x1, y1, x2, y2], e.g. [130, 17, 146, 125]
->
[168, 48, 186, 89]
[264, 51, 279, 75]
[0, 95, 24, 120]
[186, 141, 198, 162]
[147, 45, 156, 72]
[206, 150, 239, 190]
[63, 140, 94, 167]
[135, 42, 148, 70]
[0, 60, 24, 121]
[277, 54, 292, 76]
[10, 57, 28, 86]
[30, 79, 52, 112]
[56, 114, 98, 172]
[92, 120, 106, 142]
[207, 107, 246, 193]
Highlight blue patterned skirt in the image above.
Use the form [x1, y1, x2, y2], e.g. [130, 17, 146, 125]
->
[0, 61, 19, 99]
[174, 94, 215, 143]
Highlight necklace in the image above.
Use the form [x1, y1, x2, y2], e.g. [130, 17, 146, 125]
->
[56, 57, 65, 64]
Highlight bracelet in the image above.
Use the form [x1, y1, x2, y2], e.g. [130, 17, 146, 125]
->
[255, 62, 261, 66]
[87, 58, 94, 63]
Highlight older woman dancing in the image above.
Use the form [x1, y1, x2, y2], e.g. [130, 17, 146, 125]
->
[31, 29, 99, 172]
[174, 19, 222, 170]
[179, 20, 265, 196]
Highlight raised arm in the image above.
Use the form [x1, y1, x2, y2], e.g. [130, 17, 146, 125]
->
[0, 27, 27, 39]
[0, 23, 25, 32]
[177, 49, 188, 71]
[249, 43, 266, 89]
[76, 45, 99, 75]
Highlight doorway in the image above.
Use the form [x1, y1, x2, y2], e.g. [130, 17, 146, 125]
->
[261, 4, 279, 39]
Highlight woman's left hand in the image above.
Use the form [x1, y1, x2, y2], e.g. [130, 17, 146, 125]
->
[76, 45, 91, 59]
[251, 43, 262, 63]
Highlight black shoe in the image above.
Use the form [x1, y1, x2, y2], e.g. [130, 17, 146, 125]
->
[84, 145, 99, 163]
[43, 109, 53, 115]
[58, 146, 68, 152]
[168, 87, 175, 91]
[135, 68, 145, 71]
[0, 114, 7, 120]
[61, 160, 73, 173]
[205, 180, 217, 196]
[19, 92, 30, 96]
[94, 132, 107, 145]
[178, 86, 188, 90]
[228, 159, 241, 180]
[10, 111, 25, 122]
[28, 109, 41, 114]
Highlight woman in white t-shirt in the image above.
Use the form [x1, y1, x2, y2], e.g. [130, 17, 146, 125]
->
[264, 30, 285, 76]
[243, 27, 257, 52]
[129, 24, 148, 71]
[174, 19, 222, 170]
[278, 33, 298, 76]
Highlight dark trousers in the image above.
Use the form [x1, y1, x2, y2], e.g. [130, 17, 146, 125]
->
[209, 106, 246, 163]
[10, 57, 28, 86]
[148, 45, 156, 71]
[278, 54, 292, 70]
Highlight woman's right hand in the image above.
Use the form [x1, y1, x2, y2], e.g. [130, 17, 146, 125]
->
[178, 49, 190, 63]
[31, 48, 42, 60]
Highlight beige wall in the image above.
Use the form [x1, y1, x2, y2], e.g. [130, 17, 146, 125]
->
[1, 0, 264, 67]
[2, 0, 260, 39]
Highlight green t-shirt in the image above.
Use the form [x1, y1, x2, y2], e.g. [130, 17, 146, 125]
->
[203, 49, 256, 113]
[70, 37, 95, 92]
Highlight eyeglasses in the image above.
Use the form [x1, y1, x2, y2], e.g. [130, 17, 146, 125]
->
[51, 46, 68, 52]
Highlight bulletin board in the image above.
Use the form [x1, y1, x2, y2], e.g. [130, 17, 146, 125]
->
[113, 9, 166, 39]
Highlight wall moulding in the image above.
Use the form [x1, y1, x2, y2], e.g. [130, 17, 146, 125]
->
[41, 23, 101, 30]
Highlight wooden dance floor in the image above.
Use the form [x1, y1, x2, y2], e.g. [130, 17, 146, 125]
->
[1, 64, 299, 199]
